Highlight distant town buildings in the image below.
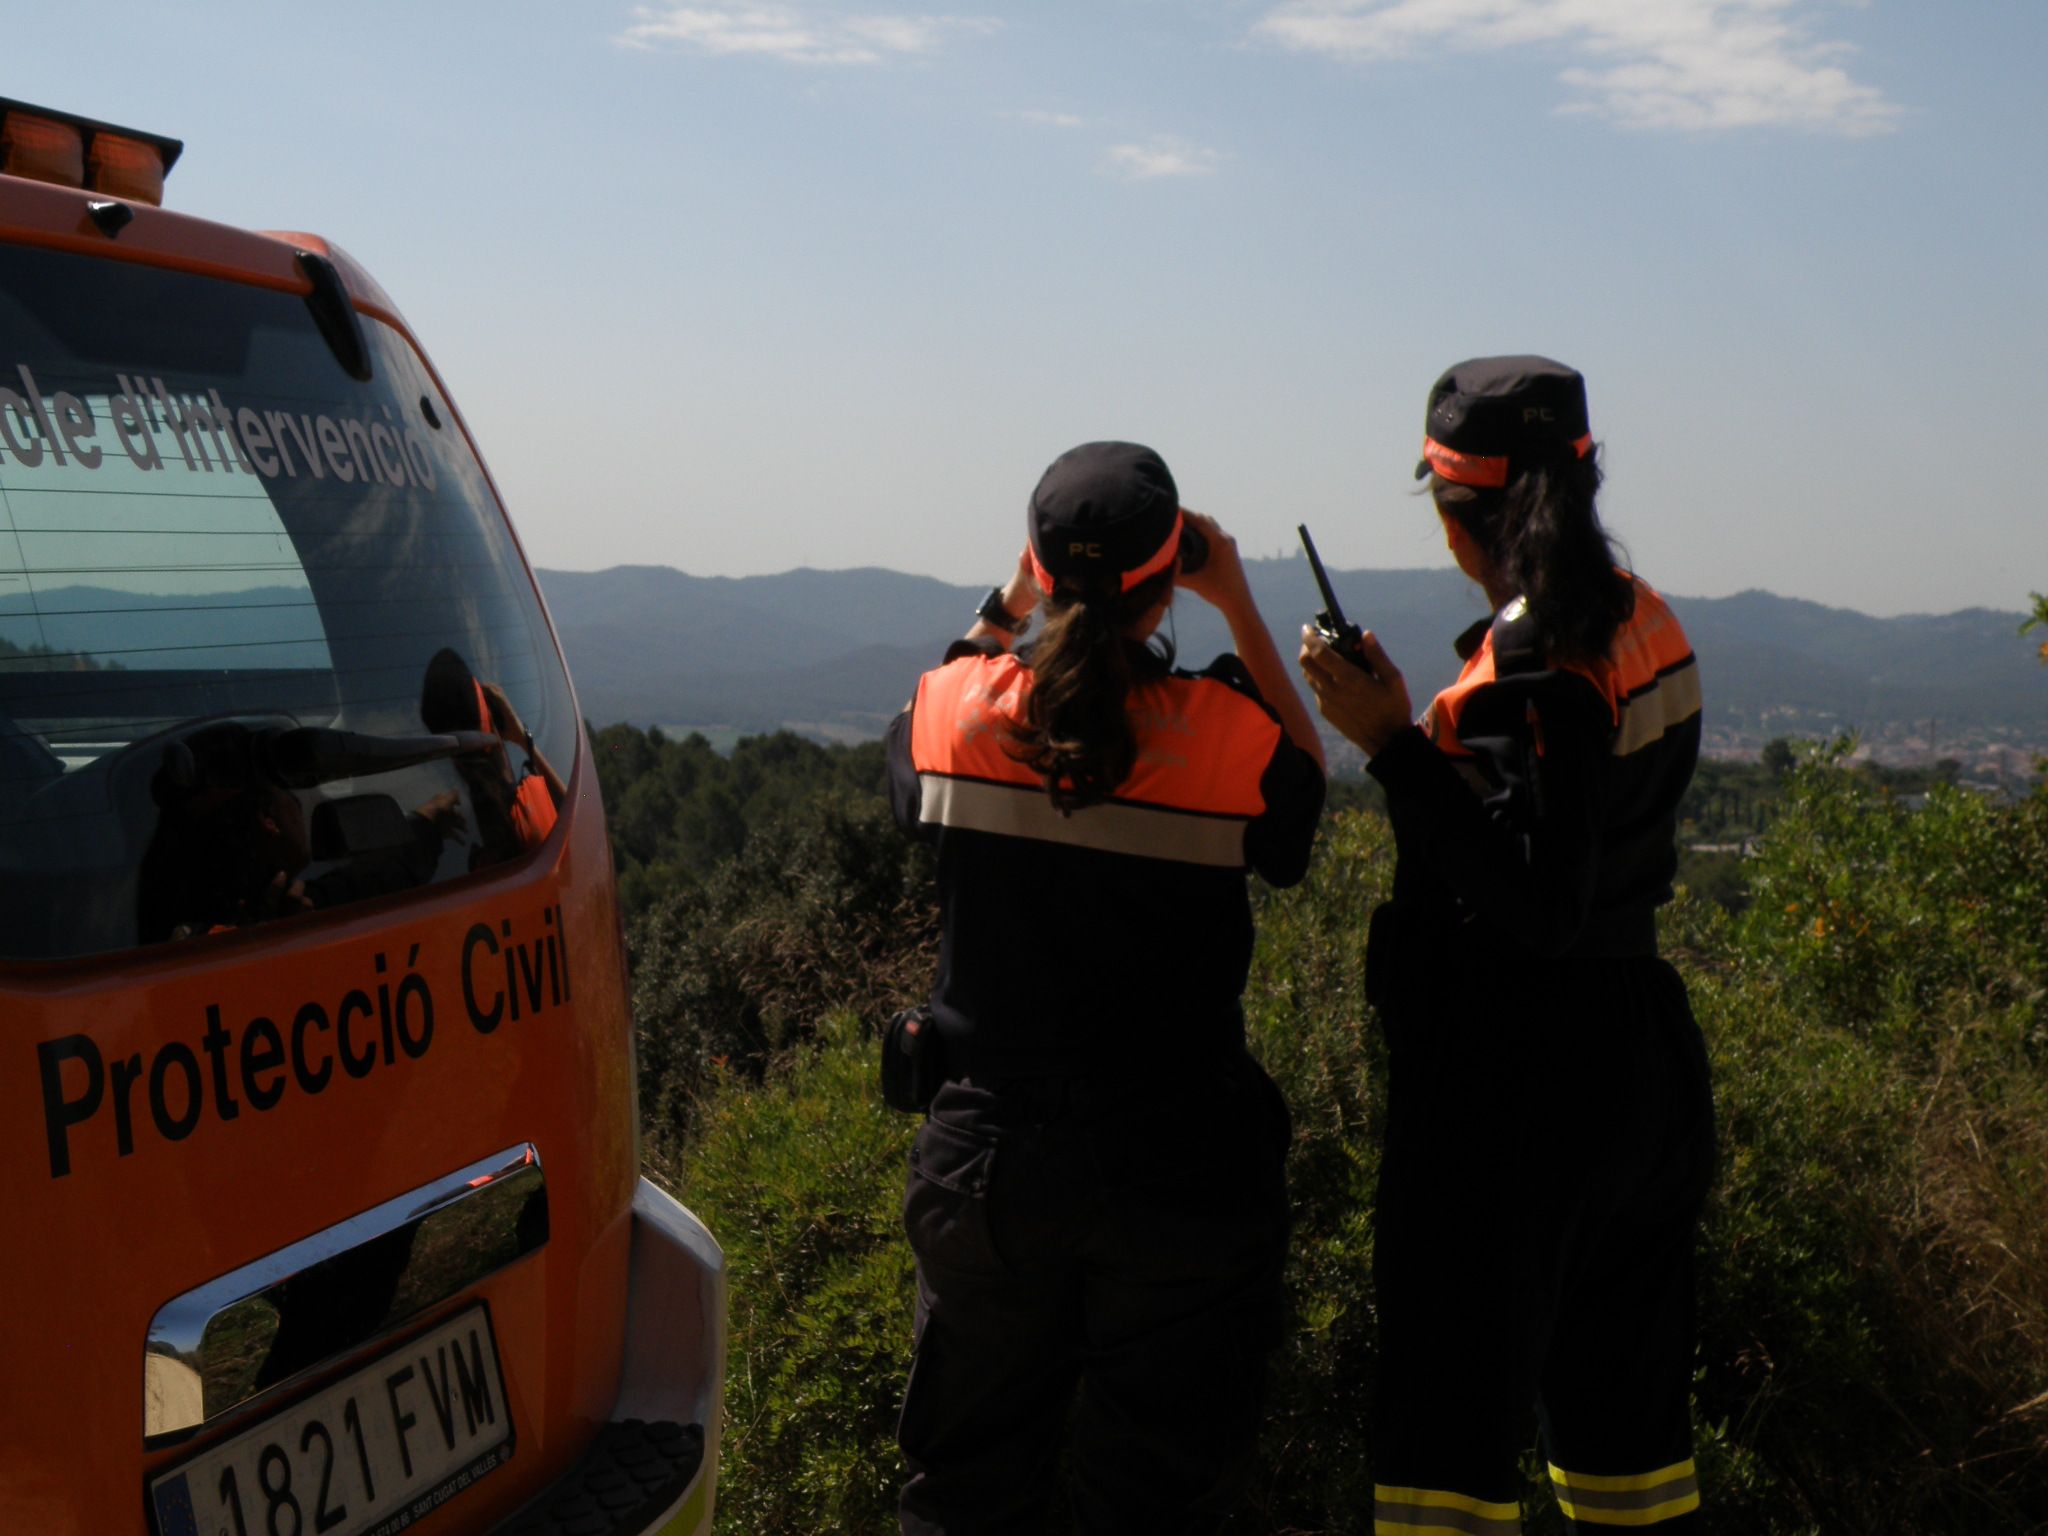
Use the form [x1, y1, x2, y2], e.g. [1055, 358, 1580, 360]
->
[1702, 710, 2043, 788]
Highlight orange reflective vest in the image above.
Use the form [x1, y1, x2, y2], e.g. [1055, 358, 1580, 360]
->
[888, 643, 1325, 1079]
[1367, 578, 1702, 963]
[1420, 579, 1701, 766]
[906, 650, 1293, 871]
[509, 772, 558, 850]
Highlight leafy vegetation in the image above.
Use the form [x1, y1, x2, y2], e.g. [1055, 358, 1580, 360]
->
[2025, 592, 2048, 662]
[0, 633, 123, 670]
[626, 791, 935, 1139]
[591, 724, 895, 920]
[1682, 748, 2048, 1533]
[603, 723, 2048, 1533]
[647, 1017, 916, 1535]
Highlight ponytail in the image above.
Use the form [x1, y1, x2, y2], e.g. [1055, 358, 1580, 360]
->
[1438, 449, 1634, 664]
[1007, 571, 1173, 812]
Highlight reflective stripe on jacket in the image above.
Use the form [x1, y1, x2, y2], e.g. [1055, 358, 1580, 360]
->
[906, 649, 1291, 872]
[1422, 579, 1700, 764]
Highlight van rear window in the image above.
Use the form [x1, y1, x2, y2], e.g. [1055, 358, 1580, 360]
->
[0, 243, 576, 962]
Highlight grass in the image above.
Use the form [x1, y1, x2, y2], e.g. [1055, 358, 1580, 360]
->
[645, 762, 2048, 1534]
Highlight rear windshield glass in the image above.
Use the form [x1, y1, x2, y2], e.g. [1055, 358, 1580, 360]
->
[0, 242, 576, 962]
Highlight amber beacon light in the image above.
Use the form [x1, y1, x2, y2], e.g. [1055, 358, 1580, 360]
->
[0, 98, 182, 205]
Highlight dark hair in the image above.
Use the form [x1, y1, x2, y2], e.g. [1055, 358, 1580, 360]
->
[1007, 570, 1174, 812]
[1434, 448, 1634, 663]
[421, 646, 486, 734]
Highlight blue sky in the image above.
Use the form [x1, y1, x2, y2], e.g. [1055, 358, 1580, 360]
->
[9, 1, 2044, 616]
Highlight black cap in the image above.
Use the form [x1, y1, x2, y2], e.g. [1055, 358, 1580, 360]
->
[1414, 355, 1593, 488]
[420, 647, 488, 734]
[1027, 442, 1182, 592]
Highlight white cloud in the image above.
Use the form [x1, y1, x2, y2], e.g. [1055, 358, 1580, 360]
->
[1012, 109, 1087, 129]
[1101, 136, 1223, 179]
[618, 5, 999, 65]
[1252, 0, 1900, 135]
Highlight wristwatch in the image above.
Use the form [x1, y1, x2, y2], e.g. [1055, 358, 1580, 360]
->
[975, 586, 1030, 635]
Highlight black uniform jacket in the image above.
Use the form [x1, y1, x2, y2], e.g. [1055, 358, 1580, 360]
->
[887, 640, 1324, 1081]
[1363, 577, 1702, 1013]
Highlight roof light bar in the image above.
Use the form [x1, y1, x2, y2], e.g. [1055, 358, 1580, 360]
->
[88, 132, 166, 205]
[0, 98, 182, 206]
[0, 111, 83, 190]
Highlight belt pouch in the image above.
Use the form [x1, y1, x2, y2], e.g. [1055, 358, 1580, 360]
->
[882, 1005, 946, 1113]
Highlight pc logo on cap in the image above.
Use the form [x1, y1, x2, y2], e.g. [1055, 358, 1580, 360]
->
[1415, 356, 1594, 489]
[1027, 441, 1184, 594]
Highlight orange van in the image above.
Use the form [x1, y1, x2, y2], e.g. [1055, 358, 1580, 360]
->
[0, 100, 724, 1536]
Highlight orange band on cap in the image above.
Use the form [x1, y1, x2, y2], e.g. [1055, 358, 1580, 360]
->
[1028, 508, 1183, 596]
[1422, 437, 1508, 488]
[1119, 508, 1184, 591]
[1422, 433, 1594, 488]
[1028, 546, 1056, 599]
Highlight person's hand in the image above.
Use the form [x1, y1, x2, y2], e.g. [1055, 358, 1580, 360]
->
[1001, 544, 1041, 623]
[1175, 509, 1250, 614]
[244, 870, 314, 924]
[1298, 627, 1414, 757]
[414, 789, 469, 840]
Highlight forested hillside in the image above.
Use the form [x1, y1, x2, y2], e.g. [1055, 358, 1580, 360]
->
[541, 564, 2048, 765]
[597, 724, 2048, 1534]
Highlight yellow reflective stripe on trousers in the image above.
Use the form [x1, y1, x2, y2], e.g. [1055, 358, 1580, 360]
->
[1548, 1459, 1699, 1525]
[1374, 1483, 1521, 1534]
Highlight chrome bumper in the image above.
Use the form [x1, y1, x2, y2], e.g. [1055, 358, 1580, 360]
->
[489, 1178, 727, 1536]
[611, 1178, 727, 1535]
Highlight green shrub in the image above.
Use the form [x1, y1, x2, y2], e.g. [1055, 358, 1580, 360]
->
[628, 795, 936, 1143]
[651, 1013, 915, 1535]
[1238, 812, 1389, 1531]
[1691, 757, 2048, 1532]
[1740, 746, 2048, 1043]
[646, 762, 2048, 1534]
[592, 723, 895, 919]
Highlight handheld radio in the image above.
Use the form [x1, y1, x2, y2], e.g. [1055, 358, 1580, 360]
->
[1297, 523, 1372, 673]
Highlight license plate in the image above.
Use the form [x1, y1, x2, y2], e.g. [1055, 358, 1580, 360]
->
[148, 1304, 513, 1536]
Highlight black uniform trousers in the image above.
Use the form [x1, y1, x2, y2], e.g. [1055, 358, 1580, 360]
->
[1371, 949, 1715, 1535]
[897, 1050, 1292, 1535]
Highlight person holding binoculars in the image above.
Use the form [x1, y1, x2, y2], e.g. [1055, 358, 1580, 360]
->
[884, 440, 1325, 1534]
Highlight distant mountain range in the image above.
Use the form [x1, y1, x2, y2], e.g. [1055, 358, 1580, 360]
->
[15, 562, 2029, 763]
[537, 562, 2048, 761]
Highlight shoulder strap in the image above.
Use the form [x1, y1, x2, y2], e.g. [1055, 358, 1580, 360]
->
[1181, 651, 1259, 699]
[1489, 595, 1546, 678]
[1452, 616, 1491, 662]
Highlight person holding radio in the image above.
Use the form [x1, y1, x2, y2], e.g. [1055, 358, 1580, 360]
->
[884, 441, 1325, 1533]
[1298, 358, 1714, 1533]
